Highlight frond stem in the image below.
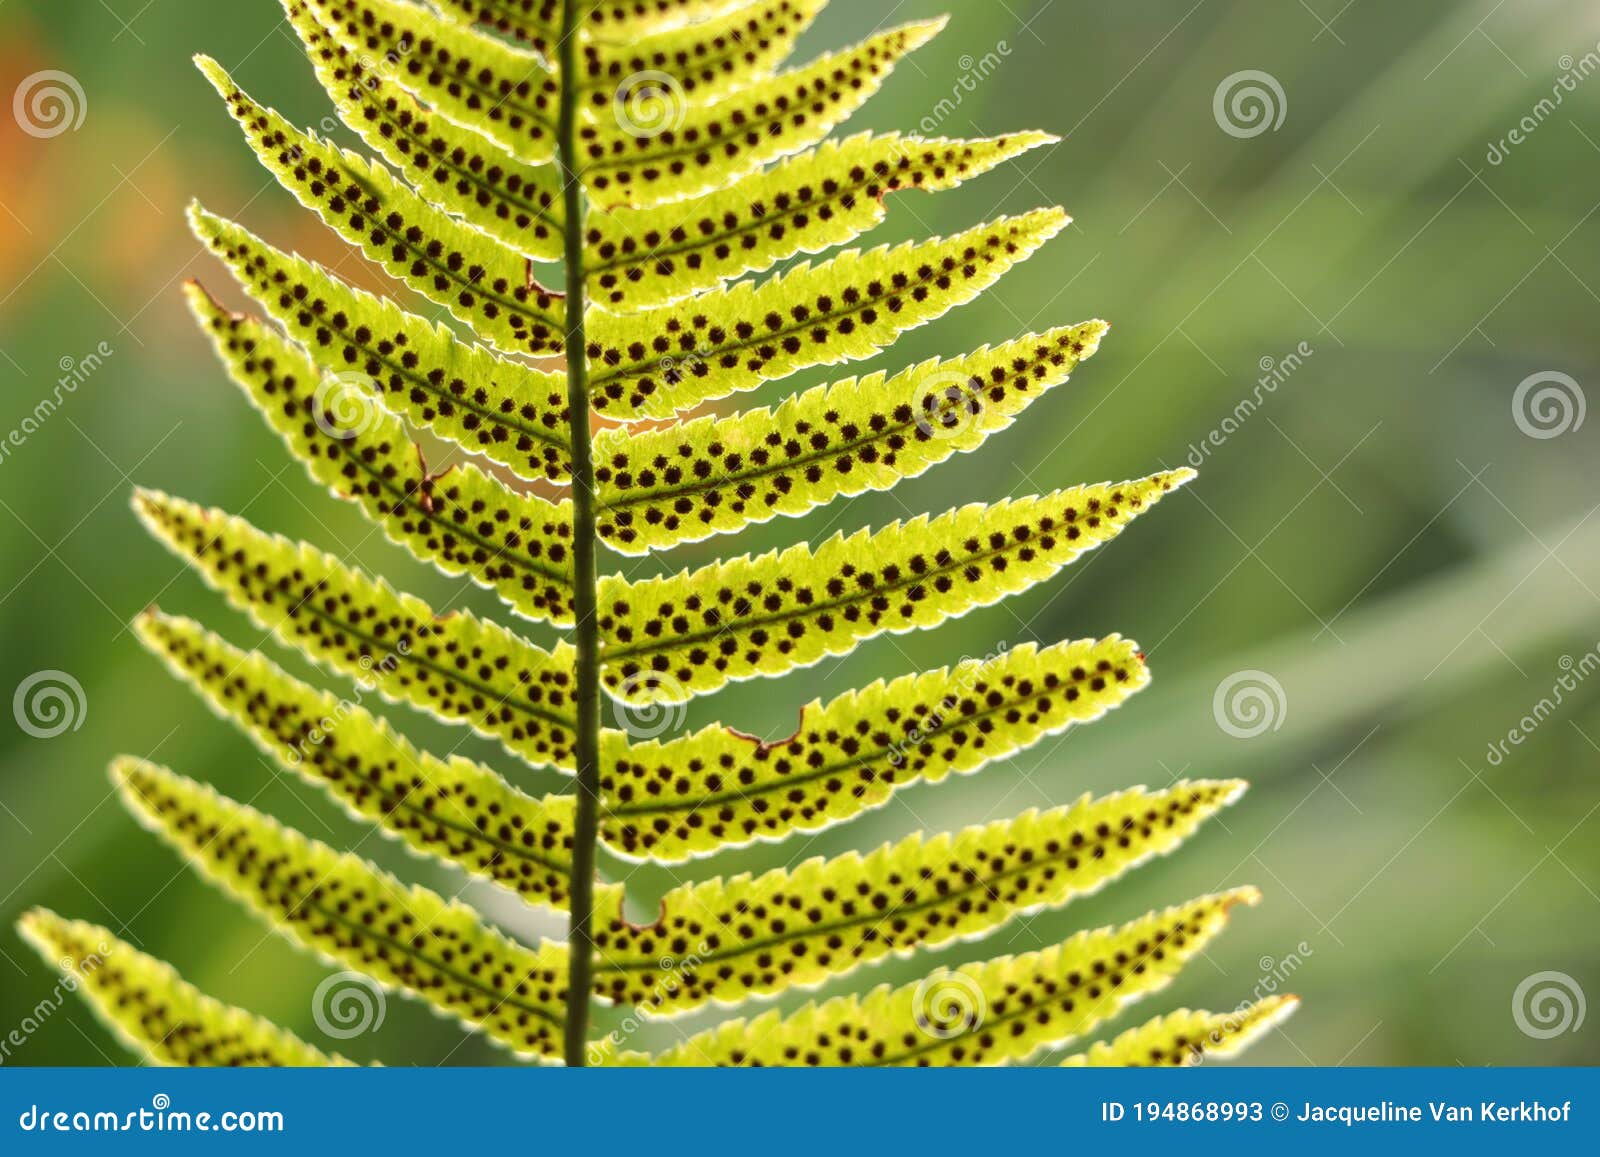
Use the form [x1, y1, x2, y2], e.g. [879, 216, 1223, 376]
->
[557, 0, 601, 1068]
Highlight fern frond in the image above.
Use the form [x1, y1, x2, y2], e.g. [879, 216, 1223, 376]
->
[598, 635, 1150, 861]
[1061, 996, 1299, 1067]
[587, 131, 1055, 312]
[281, 0, 564, 260]
[113, 757, 572, 1062]
[596, 781, 1244, 1014]
[301, 0, 559, 164]
[580, 20, 944, 209]
[135, 611, 578, 908]
[587, 209, 1067, 418]
[18, 909, 346, 1067]
[186, 284, 576, 627]
[598, 471, 1192, 703]
[579, 0, 823, 112]
[594, 322, 1107, 552]
[200, 58, 564, 357]
[189, 205, 572, 482]
[650, 888, 1260, 1065]
[131, 489, 580, 771]
[429, 0, 561, 61]
[585, 0, 762, 40]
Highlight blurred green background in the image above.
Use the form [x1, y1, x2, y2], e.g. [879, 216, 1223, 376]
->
[2, 0, 1597, 1067]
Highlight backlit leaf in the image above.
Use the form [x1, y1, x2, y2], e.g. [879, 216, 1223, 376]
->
[649, 889, 1261, 1065]
[186, 282, 576, 627]
[132, 488, 580, 771]
[586, 209, 1067, 418]
[282, 0, 565, 260]
[598, 471, 1193, 703]
[136, 610, 578, 908]
[586, 131, 1055, 311]
[597, 635, 1151, 861]
[579, 21, 945, 209]
[18, 908, 347, 1067]
[114, 757, 571, 1062]
[1061, 995, 1299, 1067]
[189, 204, 572, 482]
[200, 58, 565, 357]
[595, 781, 1244, 1014]
[594, 321, 1107, 552]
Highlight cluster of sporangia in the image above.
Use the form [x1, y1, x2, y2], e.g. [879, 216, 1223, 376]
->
[22, 0, 1296, 1067]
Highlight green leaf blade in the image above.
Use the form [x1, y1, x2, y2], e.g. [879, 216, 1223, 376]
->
[302, 0, 560, 164]
[185, 283, 576, 627]
[282, 0, 565, 260]
[18, 908, 348, 1067]
[598, 470, 1193, 703]
[594, 321, 1107, 552]
[1061, 995, 1299, 1067]
[199, 58, 565, 357]
[113, 758, 571, 1062]
[596, 781, 1244, 1014]
[598, 635, 1152, 861]
[587, 208, 1068, 419]
[132, 488, 579, 772]
[650, 888, 1261, 1065]
[189, 205, 572, 483]
[587, 131, 1056, 312]
[135, 610, 579, 909]
[580, 20, 944, 210]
